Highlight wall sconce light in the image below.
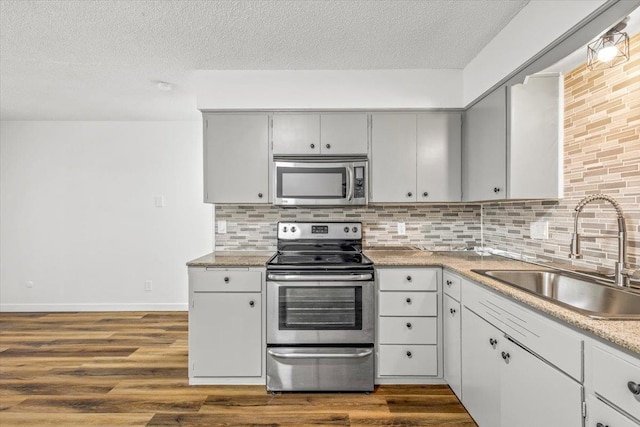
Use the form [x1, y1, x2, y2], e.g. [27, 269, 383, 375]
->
[587, 19, 630, 71]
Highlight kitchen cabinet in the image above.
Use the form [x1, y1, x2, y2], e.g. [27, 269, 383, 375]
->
[371, 112, 461, 203]
[272, 113, 368, 155]
[376, 267, 441, 382]
[463, 74, 562, 201]
[188, 267, 264, 384]
[443, 270, 462, 400]
[203, 113, 269, 203]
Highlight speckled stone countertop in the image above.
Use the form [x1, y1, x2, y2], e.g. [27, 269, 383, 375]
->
[186, 249, 640, 355]
[367, 249, 640, 356]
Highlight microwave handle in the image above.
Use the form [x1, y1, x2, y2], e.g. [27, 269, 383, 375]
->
[346, 165, 354, 201]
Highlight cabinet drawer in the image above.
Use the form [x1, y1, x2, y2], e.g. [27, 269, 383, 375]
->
[443, 270, 461, 301]
[378, 345, 438, 376]
[586, 394, 639, 427]
[378, 268, 438, 291]
[379, 292, 437, 316]
[379, 317, 437, 345]
[592, 345, 640, 420]
[190, 268, 262, 292]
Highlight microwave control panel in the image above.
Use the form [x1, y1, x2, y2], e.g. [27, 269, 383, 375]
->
[354, 167, 365, 198]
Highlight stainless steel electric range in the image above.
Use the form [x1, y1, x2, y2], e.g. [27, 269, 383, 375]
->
[265, 221, 375, 392]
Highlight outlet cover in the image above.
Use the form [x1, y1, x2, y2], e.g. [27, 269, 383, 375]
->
[530, 220, 549, 240]
[145, 280, 153, 292]
[397, 222, 406, 235]
[217, 220, 227, 234]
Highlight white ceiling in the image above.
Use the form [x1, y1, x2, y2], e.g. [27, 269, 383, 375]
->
[0, 0, 529, 120]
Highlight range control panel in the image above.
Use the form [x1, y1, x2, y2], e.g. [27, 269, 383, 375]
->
[278, 222, 362, 240]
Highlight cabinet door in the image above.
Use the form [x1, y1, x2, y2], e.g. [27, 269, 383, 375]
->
[444, 294, 462, 400]
[204, 114, 269, 203]
[371, 113, 417, 202]
[320, 113, 368, 155]
[190, 292, 262, 377]
[463, 87, 507, 201]
[461, 307, 501, 427]
[417, 112, 462, 202]
[272, 113, 320, 155]
[501, 339, 583, 427]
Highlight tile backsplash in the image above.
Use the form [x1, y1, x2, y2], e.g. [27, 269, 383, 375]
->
[214, 204, 481, 251]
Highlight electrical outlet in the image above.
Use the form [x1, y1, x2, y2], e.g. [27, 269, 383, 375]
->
[397, 222, 406, 235]
[154, 195, 165, 208]
[145, 280, 153, 292]
[218, 220, 227, 234]
[530, 220, 549, 239]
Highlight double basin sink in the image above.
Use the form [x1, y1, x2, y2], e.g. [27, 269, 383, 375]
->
[472, 269, 640, 320]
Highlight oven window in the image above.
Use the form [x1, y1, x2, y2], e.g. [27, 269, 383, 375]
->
[279, 286, 362, 330]
[277, 167, 346, 199]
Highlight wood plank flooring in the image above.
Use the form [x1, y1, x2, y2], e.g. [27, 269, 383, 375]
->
[0, 312, 476, 426]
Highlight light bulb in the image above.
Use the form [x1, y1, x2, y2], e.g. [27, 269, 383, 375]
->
[597, 45, 619, 62]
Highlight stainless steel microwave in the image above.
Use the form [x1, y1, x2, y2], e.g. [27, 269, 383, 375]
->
[273, 157, 368, 206]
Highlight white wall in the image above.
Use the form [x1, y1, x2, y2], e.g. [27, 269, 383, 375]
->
[0, 121, 213, 311]
[463, 0, 606, 104]
[195, 69, 463, 109]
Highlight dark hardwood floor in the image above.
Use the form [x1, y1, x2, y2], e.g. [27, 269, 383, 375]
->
[0, 312, 476, 426]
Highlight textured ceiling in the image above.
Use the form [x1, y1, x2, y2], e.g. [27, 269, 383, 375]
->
[0, 0, 529, 120]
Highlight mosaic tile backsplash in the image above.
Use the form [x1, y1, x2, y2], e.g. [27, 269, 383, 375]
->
[215, 204, 481, 251]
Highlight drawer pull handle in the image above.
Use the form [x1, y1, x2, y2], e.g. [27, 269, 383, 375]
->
[310, 143, 315, 149]
[628, 381, 640, 395]
[596, 423, 608, 427]
[249, 300, 255, 307]
[224, 276, 230, 283]
[325, 144, 331, 149]
[406, 322, 412, 329]
[407, 192, 413, 197]
[489, 338, 497, 346]
[406, 351, 412, 358]
[501, 351, 510, 361]
[446, 280, 452, 286]
[450, 308, 456, 315]
[406, 276, 412, 282]
[406, 298, 412, 304]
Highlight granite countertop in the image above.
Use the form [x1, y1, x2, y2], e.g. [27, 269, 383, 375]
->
[186, 249, 640, 355]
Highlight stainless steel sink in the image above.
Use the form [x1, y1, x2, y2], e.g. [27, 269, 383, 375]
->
[471, 269, 640, 320]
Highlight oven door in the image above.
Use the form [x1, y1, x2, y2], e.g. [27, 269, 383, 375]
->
[273, 160, 366, 206]
[267, 277, 374, 345]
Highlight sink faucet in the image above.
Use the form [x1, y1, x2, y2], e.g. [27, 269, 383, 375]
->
[569, 194, 635, 287]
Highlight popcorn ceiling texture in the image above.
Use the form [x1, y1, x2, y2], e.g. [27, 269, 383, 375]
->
[483, 32, 640, 272]
[215, 205, 481, 251]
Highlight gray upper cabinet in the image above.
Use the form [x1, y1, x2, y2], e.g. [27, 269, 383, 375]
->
[320, 113, 368, 155]
[371, 112, 462, 203]
[463, 87, 508, 202]
[204, 113, 269, 204]
[417, 112, 462, 202]
[371, 113, 417, 202]
[463, 74, 562, 202]
[272, 113, 321, 155]
[272, 113, 368, 156]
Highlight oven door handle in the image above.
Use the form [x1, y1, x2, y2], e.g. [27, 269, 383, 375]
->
[267, 348, 373, 359]
[267, 273, 373, 281]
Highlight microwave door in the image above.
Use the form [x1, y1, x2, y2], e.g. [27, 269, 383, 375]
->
[275, 163, 348, 206]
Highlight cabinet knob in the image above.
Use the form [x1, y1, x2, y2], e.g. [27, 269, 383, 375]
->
[407, 192, 413, 197]
[489, 338, 497, 346]
[224, 276, 230, 283]
[423, 192, 428, 197]
[596, 423, 609, 427]
[249, 300, 255, 307]
[406, 297, 412, 304]
[406, 351, 412, 358]
[406, 322, 412, 329]
[310, 143, 315, 149]
[494, 187, 501, 193]
[446, 280, 452, 286]
[501, 351, 510, 361]
[325, 144, 331, 149]
[406, 276, 412, 282]
[450, 308, 456, 314]
[628, 381, 640, 395]
[258, 193, 263, 198]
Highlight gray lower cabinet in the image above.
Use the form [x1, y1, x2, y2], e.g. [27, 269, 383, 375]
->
[188, 267, 264, 384]
[203, 113, 269, 203]
[443, 294, 461, 399]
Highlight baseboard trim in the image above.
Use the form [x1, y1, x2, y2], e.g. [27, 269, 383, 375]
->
[0, 303, 188, 312]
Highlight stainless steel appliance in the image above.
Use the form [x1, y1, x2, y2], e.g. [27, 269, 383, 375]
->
[266, 222, 375, 392]
[273, 157, 367, 206]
